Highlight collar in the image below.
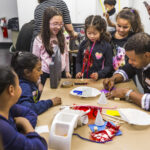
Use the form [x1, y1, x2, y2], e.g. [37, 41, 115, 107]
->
[108, 8, 116, 16]
[143, 63, 150, 70]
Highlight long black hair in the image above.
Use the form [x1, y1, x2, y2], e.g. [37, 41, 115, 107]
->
[41, 7, 65, 56]
[11, 52, 39, 78]
[0, 66, 16, 95]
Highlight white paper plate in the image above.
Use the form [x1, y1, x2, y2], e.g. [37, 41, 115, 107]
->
[70, 86, 101, 97]
[118, 108, 150, 126]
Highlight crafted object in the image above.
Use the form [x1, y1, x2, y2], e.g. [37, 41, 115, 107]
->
[49, 45, 62, 88]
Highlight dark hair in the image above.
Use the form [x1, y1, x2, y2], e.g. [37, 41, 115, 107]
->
[125, 32, 150, 54]
[0, 66, 16, 95]
[41, 7, 65, 56]
[85, 15, 111, 43]
[11, 52, 39, 78]
[38, 0, 46, 3]
[104, 0, 116, 6]
[116, 8, 144, 33]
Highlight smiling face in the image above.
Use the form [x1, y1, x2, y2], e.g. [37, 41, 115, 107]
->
[49, 15, 63, 36]
[126, 50, 150, 69]
[86, 26, 100, 42]
[116, 18, 131, 38]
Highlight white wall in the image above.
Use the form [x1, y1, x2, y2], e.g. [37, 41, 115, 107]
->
[133, 0, 150, 34]
[3, 0, 150, 38]
[0, 0, 18, 42]
[17, 0, 38, 29]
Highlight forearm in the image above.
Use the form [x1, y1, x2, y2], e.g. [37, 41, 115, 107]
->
[128, 91, 143, 107]
[64, 24, 75, 37]
[111, 73, 124, 84]
[106, 18, 116, 27]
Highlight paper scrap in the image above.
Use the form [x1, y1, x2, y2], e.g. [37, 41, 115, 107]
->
[106, 110, 120, 117]
[35, 125, 49, 134]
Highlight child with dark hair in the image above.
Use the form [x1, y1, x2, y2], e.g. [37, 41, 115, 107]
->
[76, 15, 113, 80]
[111, 7, 144, 71]
[32, 7, 71, 85]
[0, 66, 47, 150]
[11, 52, 61, 115]
[103, 0, 117, 32]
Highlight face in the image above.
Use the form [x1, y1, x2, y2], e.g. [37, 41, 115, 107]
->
[86, 26, 100, 42]
[126, 50, 149, 69]
[104, 4, 114, 12]
[13, 73, 22, 103]
[25, 61, 42, 83]
[49, 15, 63, 36]
[116, 18, 131, 37]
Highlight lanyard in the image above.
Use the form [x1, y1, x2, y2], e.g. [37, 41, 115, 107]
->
[82, 42, 96, 78]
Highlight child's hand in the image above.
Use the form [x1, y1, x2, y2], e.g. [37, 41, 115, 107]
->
[51, 97, 61, 106]
[66, 72, 72, 78]
[38, 82, 43, 93]
[14, 117, 34, 134]
[90, 72, 98, 80]
[76, 72, 83, 78]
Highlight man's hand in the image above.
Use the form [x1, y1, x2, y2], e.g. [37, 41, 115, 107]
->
[103, 78, 115, 91]
[106, 88, 129, 99]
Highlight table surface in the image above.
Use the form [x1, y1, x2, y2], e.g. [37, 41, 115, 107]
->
[37, 78, 150, 150]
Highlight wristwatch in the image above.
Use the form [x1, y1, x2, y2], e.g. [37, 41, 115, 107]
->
[125, 89, 133, 102]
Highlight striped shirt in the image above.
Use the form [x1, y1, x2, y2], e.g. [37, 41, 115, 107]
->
[34, 0, 71, 38]
[114, 63, 150, 111]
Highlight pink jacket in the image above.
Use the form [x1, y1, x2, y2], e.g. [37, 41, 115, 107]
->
[32, 36, 70, 74]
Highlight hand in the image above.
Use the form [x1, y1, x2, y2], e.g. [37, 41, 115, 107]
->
[106, 88, 129, 99]
[90, 72, 98, 80]
[105, 13, 109, 19]
[38, 82, 43, 93]
[66, 72, 72, 78]
[70, 31, 78, 39]
[51, 97, 61, 106]
[14, 117, 34, 134]
[103, 78, 115, 91]
[76, 72, 83, 78]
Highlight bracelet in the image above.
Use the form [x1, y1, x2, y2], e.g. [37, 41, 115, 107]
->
[125, 89, 133, 102]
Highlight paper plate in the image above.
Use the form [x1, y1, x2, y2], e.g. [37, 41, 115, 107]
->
[118, 108, 150, 126]
[70, 86, 101, 97]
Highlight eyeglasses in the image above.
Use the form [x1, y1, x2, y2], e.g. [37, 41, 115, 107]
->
[50, 23, 64, 28]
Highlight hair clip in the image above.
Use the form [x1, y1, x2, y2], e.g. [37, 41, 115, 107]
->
[130, 9, 134, 13]
[18, 51, 23, 56]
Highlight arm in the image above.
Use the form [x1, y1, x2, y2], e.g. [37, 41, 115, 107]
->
[19, 82, 53, 115]
[103, 63, 137, 90]
[58, 1, 77, 38]
[11, 104, 37, 128]
[32, 36, 41, 58]
[98, 44, 113, 79]
[0, 120, 47, 150]
[64, 24, 78, 38]
[105, 13, 116, 27]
